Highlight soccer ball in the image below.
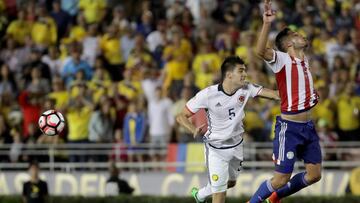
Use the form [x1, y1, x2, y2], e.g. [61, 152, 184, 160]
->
[38, 110, 65, 136]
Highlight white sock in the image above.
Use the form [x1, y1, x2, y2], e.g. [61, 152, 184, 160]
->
[197, 183, 212, 201]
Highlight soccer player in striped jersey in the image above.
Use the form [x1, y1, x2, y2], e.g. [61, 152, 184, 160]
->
[248, 1, 322, 203]
[177, 56, 280, 203]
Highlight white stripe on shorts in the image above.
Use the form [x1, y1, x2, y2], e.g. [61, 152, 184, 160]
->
[278, 122, 287, 162]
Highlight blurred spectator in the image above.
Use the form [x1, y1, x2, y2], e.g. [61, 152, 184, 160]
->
[78, 0, 106, 24]
[136, 10, 154, 37]
[50, 0, 71, 40]
[61, 0, 78, 17]
[82, 23, 100, 67]
[65, 84, 93, 162]
[0, 37, 27, 73]
[21, 48, 52, 87]
[117, 69, 142, 101]
[125, 34, 154, 79]
[148, 87, 174, 163]
[18, 91, 42, 139]
[313, 84, 336, 129]
[47, 76, 68, 110]
[31, 5, 57, 48]
[6, 9, 31, 45]
[120, 21, 136, 62]
[336, 82, 360, 141]
[162, 27, 192, 97]
[9, 128, 22, 162]
[68, 12, 87, 42]
[146, 19, 166, 53]
[41, 46, 62, 76]
[26, 67, 51, 94]
[0, 64, 18, 100]
[317, 118, 338, 161]
[100, 23, 123, 81]
[22, 162, 49, 203]
[123, 100, 147, 163]
[105, 162, 134, 195]
[61, 44, 92, 87]
[192, 41, 221, 89]
[88, 96, 115, 143]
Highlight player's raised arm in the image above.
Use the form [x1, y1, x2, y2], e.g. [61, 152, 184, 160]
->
[257, 88, 280, 101]
[256, 0, 276, 61]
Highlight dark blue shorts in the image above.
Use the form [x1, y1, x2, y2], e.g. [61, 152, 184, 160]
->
[273, 116, 322, 174]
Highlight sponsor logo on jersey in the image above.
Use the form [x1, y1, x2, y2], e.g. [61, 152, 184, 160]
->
[215, 102, 222, 107]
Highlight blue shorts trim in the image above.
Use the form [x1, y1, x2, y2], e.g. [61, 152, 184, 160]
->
[273, 116, 322, 174]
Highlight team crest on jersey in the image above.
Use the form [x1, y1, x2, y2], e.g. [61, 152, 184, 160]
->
[212, 174, 219, 182]
[239, 95, 245, 103]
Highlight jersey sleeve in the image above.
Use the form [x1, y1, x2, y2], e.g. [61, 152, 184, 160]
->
[248, 83, 263, 98]
[264, 50, 288, 73]
[186, 88, 208, 114]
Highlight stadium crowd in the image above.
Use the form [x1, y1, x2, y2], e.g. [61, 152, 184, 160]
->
[0, 0, 359, 164]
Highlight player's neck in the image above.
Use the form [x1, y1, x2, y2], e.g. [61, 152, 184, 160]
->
[288, 48, 305, 61]
[222, 81, 238, 95]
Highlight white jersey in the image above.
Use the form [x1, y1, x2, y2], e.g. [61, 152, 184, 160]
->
[186, 83, 263, 148]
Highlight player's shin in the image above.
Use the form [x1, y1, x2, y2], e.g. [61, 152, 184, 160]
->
[275, 172, 309, 198]
[249, 179, 275, 203]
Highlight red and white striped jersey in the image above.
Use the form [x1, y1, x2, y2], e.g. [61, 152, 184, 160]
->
[265, 50, 318, 114]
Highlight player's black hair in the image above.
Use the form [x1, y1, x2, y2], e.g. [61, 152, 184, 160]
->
[220, 56, 245, 81]
[275, 27, 291, 52]
[28, 160, 39, 169]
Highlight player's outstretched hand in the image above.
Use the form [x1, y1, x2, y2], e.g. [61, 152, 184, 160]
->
[193, 124, 206, 138]
[263, 0, 276, 23]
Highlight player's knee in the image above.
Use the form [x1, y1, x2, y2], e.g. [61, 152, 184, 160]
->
[227, 181, 236, 188]
[307, 173, 322, 184]
[272, 176, 290, 189]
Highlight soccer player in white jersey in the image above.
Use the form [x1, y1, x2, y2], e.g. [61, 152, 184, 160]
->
[248, 1, 322, 203]
[177, 56, 280, 203]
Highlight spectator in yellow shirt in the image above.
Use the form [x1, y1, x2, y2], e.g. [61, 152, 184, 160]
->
[162, 28, 192, 97]
[68, 13, 87, 42]
[117, 69, 142, 101]
[312, 85, 336, 129]
[192, 41, 221, 89]
[336, 82, 360, 141]
[78, 0, 106, 24]
[100, 24, 124, 81]
[125, 34, 154, 80]
[6, 9, 31, 45]
[31, 6, 57, 48]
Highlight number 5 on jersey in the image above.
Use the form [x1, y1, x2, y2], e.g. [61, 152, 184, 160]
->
[229, 108, 235, 120]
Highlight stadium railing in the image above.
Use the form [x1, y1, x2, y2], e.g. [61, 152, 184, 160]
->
[0, 141, 359, 171]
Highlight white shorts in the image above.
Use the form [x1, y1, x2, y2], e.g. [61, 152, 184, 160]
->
[204, 142, 244, 193]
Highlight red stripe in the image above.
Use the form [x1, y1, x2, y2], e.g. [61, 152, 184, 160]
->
[291, 59, 299, 111]
[166, 144, 178, 172]
[185, 105, 195, 115]
[275, 65, 288, 112]
[302, 61, 311, 109]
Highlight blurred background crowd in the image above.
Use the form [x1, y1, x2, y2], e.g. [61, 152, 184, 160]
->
[0, 0, 359, 165]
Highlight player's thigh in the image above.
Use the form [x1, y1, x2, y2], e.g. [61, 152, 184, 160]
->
[273, 119, 299, 174]
[228, 144, 243, 182]
[301, 125, 322, 166]
[228, 159, 242, 181]
[205, 145, 229, 193]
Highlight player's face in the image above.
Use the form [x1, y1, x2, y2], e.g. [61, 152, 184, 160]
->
[288, 31, 308, 49]
[231, 64, 247, 87]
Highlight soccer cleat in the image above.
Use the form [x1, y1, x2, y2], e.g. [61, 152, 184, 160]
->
[191, 187, 206, 203]
[266, 192, 281, 203]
